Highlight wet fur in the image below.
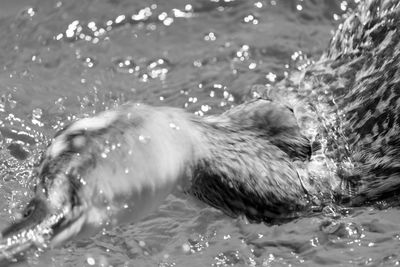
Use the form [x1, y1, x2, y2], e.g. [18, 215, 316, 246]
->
[294, 0, 400, 203]
[2, 0, 400, 258]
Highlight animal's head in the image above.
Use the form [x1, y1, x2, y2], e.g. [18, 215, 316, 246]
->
[0, 111, 121, 261]
[0, 104, 197, 261]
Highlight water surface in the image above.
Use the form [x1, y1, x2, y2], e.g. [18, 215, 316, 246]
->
[2, 0, 400, 266]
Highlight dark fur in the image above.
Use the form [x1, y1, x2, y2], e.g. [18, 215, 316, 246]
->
[191, 0, 400, 217]
[291, 0, 400, 204]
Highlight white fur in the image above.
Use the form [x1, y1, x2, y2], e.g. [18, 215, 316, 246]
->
[47, 110, 119, 158]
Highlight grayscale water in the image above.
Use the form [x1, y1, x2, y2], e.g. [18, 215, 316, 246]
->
[1, 0, 400, 266]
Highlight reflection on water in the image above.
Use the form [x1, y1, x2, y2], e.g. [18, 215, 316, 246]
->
[2, 0, 400, 266]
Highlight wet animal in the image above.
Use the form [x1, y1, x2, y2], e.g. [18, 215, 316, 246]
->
[1, 0, 400, 263]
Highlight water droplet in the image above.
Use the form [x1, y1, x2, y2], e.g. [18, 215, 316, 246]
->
[204, 32, 216, 41]
[201, 105, 211, 113]
[113, 57, 139, 74]
[182, 243, 190, 253]
[147, 58, 171, 80]
[243, 14, 259, 24]
[101, 152, 107, 158]
[19, 7, 36, 18]
[82, 57, 96, 68]
[188, 97, 197, 103]
[132, 7, 152, 21]
[266, 72, 277, 82]
[158, 12, 168, 21]
[115, 14, 126, 24]
[87, 257, 95, 265]
[223, 234, 231, 240]
[195, 110, 204, 116]
[138, 135, 150, 144]
[169, 123, 180, 130]
[8, 95, 17, 109]
[124, 168, 129, 174]
[32, 108, 44, 127]
[163, 17, 174, 26]
[249, 62, 257, 69]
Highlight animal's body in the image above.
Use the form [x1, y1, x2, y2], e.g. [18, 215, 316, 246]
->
[295, 0, 400, 203]
[1, 0, 400, 263]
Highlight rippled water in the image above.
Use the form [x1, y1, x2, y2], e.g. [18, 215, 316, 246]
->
[2, 0, 400, 266]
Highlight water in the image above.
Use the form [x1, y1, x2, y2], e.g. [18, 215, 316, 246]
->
[2, 0, 400, 266]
